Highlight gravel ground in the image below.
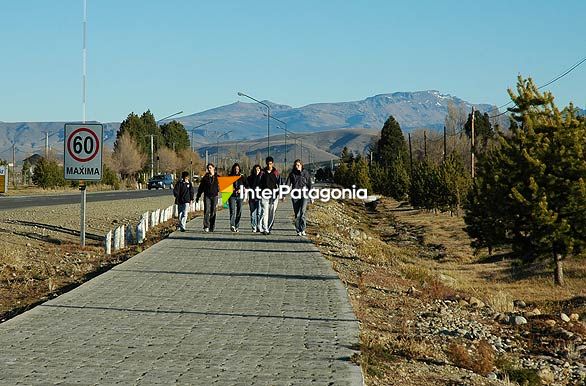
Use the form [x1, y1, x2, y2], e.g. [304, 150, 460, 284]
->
[0, 194, 180, 318]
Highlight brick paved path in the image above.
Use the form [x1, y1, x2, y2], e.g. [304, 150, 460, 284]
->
[0, 203, 362, 385]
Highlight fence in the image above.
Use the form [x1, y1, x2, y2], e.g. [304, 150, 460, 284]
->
[104, 200, 204, 254]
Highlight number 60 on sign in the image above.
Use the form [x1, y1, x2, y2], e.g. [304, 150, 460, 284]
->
[64, 123, 103, 180]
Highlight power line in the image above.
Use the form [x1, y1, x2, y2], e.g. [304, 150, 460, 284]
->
[488, 56, 586, 119]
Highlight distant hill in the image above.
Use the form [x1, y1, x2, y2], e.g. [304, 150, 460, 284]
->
[0, 90, 510, 163]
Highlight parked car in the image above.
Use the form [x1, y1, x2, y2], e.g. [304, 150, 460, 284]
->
[147, 174, 174, 190]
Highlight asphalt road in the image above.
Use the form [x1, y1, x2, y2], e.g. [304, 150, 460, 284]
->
[0, 189, 173, 211]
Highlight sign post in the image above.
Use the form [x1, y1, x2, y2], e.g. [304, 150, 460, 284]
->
[64, 123, 103, 246]
[0, 166, 7, 194]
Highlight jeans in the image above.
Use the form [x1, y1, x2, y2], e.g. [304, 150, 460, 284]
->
[203, 195, 218, 230]
[292, 198, 308, 232]
[228, 196, 243, 229]
[249, 199, 262, 231]
[261, 197, 279, 233]
[178, 203, 188, 230]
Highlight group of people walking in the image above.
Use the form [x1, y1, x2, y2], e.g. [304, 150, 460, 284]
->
[173, 156, 312, 236]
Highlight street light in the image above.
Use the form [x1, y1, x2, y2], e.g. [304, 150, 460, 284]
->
[276, 126, 289, 170]
[216, 130, 233, 171]
[263, 113, 290, 168]
[189, 121, 213, 180]
[237, 91, 270, 157]
[146, 110, 183, 178]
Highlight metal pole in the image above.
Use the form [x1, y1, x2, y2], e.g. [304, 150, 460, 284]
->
[205, 149, 209, 165]
[45, 132, 49, 159]
[150, 135, 154, 178]
[12, 144, 16, 187]
[82, 0, 87, 124]
[267, 106, 271, 157]
[284, 134, 287, 167]
[80, 184, 86, 246]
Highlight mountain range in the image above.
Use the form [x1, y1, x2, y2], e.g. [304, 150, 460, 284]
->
[2, 90, 581, 164]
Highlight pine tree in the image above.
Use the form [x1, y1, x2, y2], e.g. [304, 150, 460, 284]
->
[351, 155, 372, 191]
[375, 116, 408, 166]
[160, 120, 190, 152]
[465, 76, 586, 285]
[464, 110, 494, 148]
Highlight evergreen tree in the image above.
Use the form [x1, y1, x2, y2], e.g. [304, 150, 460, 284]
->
[32, 158, 66, 188]
[160, 120, 190, 152]
[351, 155, 372, 191]
[465, 76, 586, 285]
[464, 110, 494, 149]
[374, 116, 409, 166]
[335, 162, 350, 187]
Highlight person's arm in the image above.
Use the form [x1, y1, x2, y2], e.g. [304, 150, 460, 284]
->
[196, 178, 204, 201]
[173, 181, 179, 197]
[306, 171, 313, 190]
[189, 183, 195, 202]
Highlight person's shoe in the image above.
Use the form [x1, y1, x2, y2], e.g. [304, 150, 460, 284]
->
[204, 228, 209, 233]
[301, 231, 307, 236]
[235, 228, 240, 233]
[252, 228, 257, 233]
[296, 231, 301, 236]
[230, 226, 236, 232]
[180, 228, 186, 232]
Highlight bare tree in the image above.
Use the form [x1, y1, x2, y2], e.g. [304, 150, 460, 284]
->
[157, 147, 179, 173]
[112, 132, 145, 179]
[176, 149, 203, 176]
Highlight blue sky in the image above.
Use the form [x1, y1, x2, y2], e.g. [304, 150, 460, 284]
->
[1, 0, 585, 122]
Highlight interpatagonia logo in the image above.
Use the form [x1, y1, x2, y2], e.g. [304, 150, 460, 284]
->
[218, 176, 241, 207]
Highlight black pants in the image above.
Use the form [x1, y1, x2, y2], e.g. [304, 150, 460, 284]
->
[228, 196, 243, 228]
[203, 195, 217, 230]
[292, 198, 308, 232]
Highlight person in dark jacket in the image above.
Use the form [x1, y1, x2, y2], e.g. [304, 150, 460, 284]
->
[196, 163, 220, 232]
[260, 156, 280, 234]
[173, 171, 195, 232]
[228, 163, 246, 232]
[286, 159, 313, 236]
[246, 164, 263, 233]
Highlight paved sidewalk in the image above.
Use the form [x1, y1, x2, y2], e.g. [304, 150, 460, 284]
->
[0, 202, 362, 385]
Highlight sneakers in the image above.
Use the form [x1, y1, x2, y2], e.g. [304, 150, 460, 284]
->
[203, 228, 209, 233]
[235, 228, 240, 233]
[230, 226, 236, 232]
[180, 228, 186, 232]
[252, 228, 257, 233]
[301, 230, 307, 236]
[296, 231, 301, 236]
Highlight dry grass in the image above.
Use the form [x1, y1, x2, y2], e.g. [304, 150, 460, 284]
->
[387, 199, 586, 314]
[448, 340, 495, 376]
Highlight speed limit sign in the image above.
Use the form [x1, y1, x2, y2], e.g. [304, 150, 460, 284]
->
[64, 123, 103, 180]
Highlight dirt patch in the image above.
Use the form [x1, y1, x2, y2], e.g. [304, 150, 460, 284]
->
[306, 198, 586, 386]
[0, 193, 197, 321]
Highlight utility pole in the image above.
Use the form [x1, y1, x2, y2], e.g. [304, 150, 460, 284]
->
[423, 130, 427, 159]
[471, 106, 476, 179]
[408, 133, 413, 176]
[44, 131, 49, 159]
[12, 143, 16, 187]
[443, 126, 447, 162]
[146, 134, 154, 178]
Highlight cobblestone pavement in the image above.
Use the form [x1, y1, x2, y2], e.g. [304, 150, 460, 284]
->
[0, 202, 362, 385]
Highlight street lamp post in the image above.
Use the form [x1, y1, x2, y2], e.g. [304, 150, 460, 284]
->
[238, 92, 270, 157]
[149, 110, 183, 177]
[264, 113, 289, 168]
[189, 121, 213, 180]
[216, 130, 233, 172]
